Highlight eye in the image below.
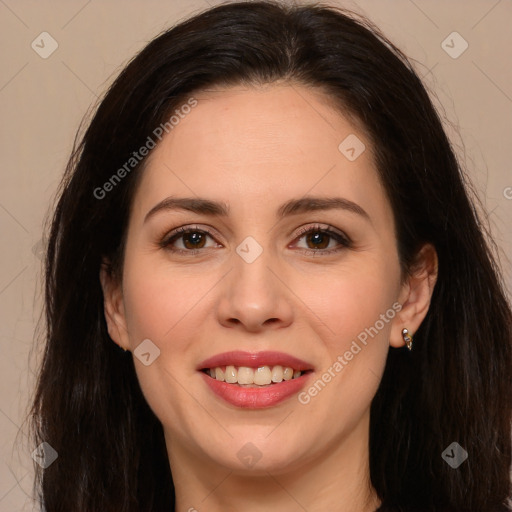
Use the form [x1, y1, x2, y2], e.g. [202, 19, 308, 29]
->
[159, 223, 351, 256]
[292, 224, 351, 255]
[160, 226, 220, 254]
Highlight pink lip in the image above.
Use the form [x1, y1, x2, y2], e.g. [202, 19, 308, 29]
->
[200, 372, 313, 409]
[197, 351, 314, 409]
[197, 350, 313, 372]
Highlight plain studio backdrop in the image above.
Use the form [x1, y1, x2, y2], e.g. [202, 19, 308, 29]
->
[0, 0, 511, 510]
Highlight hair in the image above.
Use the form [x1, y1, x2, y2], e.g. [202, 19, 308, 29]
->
[27, 1, 512, 511]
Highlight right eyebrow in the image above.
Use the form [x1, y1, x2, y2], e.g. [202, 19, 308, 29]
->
[144, 197, 230, 224]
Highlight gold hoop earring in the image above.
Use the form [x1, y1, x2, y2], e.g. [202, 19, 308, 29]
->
[401, 328, 413, 351]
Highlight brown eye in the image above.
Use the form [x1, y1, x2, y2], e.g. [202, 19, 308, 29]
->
[161, 226, 219, 254]
[293, 225, 351, 255]
[181, 231, 207, 249]
[305, 231, 331, 250]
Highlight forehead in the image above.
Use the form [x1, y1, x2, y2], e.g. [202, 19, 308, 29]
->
[131, 84, 389, 224]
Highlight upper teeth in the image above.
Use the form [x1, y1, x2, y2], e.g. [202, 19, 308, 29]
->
[207, 365, 302, 385]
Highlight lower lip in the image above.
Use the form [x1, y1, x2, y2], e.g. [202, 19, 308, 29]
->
[200, 371, 312, 409]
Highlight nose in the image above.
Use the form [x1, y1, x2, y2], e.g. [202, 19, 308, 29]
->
[215, 246, 294, 333]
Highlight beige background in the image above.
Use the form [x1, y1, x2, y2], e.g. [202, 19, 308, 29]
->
[0, 0, 511, 509]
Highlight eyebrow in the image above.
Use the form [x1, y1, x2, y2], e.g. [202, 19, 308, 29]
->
[143, 195, 370, 223]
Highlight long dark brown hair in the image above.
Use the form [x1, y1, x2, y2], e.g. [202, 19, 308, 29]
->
[27, 1, 512, 511]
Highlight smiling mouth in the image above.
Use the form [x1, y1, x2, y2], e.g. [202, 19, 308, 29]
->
[201, 365, 313, 387]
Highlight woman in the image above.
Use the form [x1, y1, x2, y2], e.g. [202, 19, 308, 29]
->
[28, 1, 512, 511]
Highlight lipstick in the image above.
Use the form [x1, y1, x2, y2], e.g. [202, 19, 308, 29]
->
[198, 351, 314, 409]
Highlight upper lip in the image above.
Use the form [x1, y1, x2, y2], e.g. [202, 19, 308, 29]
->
[197, 351, 314, 371]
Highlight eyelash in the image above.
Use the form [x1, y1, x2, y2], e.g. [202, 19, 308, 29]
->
[159, 224, 352, 256]
[294, 224, 351, 256]
[159, 225, 218, 255]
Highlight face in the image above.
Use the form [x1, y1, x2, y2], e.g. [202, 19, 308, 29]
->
[103, 83, 426, 478]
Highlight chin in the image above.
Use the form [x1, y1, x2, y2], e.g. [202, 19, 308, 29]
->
[195, 430, 313, 474]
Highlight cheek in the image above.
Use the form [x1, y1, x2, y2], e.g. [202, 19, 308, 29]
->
[121, 259, 212, 343]
[119, 261, 216, 434]
[297, 257, 400, 350]
[294, 266, 399, 423]
[292, 256, 400, 413]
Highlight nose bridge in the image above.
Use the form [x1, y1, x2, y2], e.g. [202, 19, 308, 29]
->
[234, 246, 275, 300]
[216, 236, 294, 331]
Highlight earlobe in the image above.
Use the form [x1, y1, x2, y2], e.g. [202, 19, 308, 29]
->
[390, 243, 438, 349]
[99, 261, 130, 352]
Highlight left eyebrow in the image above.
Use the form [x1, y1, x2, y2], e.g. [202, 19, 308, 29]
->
[276, 196, 370, 221]
[143, 195, 370, 224]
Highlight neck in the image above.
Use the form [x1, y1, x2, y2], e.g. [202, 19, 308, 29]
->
[166, 409, 382, 512]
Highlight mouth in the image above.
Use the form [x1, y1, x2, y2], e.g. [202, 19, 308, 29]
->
[197, 351, 314, 408]
[201, 365, 313, 387]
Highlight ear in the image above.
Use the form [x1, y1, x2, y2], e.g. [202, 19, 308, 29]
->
[99, 260, 131, 352]
[390, 243, 438, 348]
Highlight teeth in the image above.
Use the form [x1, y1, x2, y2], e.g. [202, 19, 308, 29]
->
[205, 365, 304, 386]
[225, 365, 237, 384]
[237, 367, 254, 385]
[215, 367, 224, 382]
[254, 366, 272, 385]
[271, 365, 283, 382]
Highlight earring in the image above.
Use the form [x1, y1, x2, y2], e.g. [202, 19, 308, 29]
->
[401, 328, 413, 351]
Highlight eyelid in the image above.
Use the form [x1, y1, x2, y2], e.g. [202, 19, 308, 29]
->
[159, 222, 352, 254]
[290, 223, 352, 253]
[159, 224, 221, 250]
[292, 223, 350, 242]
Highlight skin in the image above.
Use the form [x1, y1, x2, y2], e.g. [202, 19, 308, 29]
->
[101, 83, 438, 512]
